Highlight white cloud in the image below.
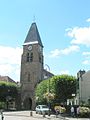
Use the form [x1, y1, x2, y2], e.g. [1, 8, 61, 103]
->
[49, 45, 79, 57]
[61, 45, 79, 55]
[86, 18, 90, 22]
[67, 27, 90, 46]
[50, 49, 61, 57]
[0, 46, 22, 81]
[60, 70, 69, 75]
[82, 60, 90, 65]
[0, 64, 13, 75]
[82, 51, 90, 56]
[82, 51, 90, 65]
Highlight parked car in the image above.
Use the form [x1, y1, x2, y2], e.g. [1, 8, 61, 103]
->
[35, 105, 50, 114]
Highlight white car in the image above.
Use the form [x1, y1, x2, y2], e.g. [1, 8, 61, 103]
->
[35, 105, 49, 114]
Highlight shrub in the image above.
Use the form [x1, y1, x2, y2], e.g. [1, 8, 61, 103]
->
[79, 106, 90, 118]
[54, 105, 66, 113]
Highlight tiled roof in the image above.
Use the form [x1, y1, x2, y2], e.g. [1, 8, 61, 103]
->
[0, 75, 16, 84]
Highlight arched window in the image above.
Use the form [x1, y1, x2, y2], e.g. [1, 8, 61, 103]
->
[26, 53, 29, 62]
[28, 73, 30, 82]
[26, 52, 33, 62]
[30, 52, 33, 62]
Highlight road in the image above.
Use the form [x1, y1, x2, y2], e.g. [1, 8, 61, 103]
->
[1, 111, 90, 120]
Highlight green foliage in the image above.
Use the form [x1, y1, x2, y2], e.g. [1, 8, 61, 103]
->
[79, 106, 90, 117]
[35, 74, 76, 105]
[0, 102, 5, 109]
[54, 75, 76, 103]
[0, 81, 18, 102]
[35, 80, 48, 104]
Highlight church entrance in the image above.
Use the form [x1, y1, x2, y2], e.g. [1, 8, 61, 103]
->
[24, 97, 32, 110]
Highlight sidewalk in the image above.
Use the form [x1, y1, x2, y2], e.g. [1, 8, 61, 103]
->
[65, 118, 90, 120]
[47, 113, 90, 120]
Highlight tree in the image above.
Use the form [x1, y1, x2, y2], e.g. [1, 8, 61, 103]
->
[53, 75, 76, 104]
[0, 81, 18, 102]
[35, 80, 48, 104]
[35, 74, 76, 105]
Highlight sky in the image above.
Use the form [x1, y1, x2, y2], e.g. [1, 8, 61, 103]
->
[0, 0, 90, 81]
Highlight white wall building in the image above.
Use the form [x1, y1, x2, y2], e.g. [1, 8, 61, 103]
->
[77, 70, 90, 105]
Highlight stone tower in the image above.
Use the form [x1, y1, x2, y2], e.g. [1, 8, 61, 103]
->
[20, 22, 43, 110]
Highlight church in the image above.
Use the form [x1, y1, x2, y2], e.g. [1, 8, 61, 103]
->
[20, 22, 54, 110]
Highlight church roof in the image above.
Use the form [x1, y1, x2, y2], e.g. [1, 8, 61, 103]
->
[43, 69, 54, 80]
[24, 22, 43, 47]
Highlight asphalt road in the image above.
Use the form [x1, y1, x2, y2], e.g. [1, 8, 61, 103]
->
[1, 111, 90, 120]
[2, 111, 59, 120]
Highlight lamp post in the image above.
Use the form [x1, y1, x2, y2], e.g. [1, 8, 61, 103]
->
[45, 64, 50, 116]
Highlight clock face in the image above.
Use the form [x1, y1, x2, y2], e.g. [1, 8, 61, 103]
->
[28, 45, 32, 50]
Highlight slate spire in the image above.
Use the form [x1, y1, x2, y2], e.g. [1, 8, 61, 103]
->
[24, 22, 43, 47]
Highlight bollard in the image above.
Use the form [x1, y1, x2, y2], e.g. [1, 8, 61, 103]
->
[2, 115, 4, 120]
[30, 111, 33, 116]
[43, 111, 45, 117]
[48, 111, 50, 116]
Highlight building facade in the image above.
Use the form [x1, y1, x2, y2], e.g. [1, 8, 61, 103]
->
[77, 70, 90, 105]
[20, 22, 54, 110]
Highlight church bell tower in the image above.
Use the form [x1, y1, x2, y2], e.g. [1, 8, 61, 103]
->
[20, 22, 43, 110]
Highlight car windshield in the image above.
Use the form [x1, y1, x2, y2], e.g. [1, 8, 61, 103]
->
[42, 105, 48, 108]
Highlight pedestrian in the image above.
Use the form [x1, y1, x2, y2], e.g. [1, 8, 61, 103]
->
[70, 106, 74, 117]
[55, 108, 59, 118]
[76, 106, 80, 118]
[0, 110, 4, 120]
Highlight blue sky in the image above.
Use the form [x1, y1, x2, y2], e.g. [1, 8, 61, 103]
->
[0, 0, 90, 81]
